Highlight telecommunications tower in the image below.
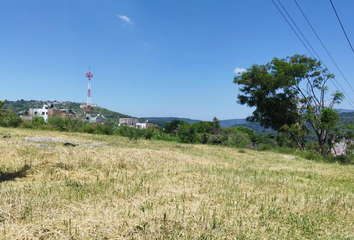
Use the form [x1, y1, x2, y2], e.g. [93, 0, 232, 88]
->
[86, 67, 93, 119]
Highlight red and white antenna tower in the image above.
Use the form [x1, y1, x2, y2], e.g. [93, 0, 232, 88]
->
[86, 67, 93, 119]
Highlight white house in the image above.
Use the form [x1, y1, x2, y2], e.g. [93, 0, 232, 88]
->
[28, 105, 49, 123]
[136, 121, 153, 129]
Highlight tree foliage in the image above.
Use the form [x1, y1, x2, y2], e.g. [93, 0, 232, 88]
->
[234, 55, 343, 154]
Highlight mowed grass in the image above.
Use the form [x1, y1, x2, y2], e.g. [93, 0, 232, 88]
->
[0, 127, 354, 239]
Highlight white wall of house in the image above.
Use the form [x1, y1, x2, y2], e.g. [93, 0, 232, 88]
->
[29, 105, 49, 123]
[136, 122, 146, 129]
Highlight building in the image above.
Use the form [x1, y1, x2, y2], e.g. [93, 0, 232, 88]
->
[119, 118, 139, 127]
[27, 105, 78, 123]
[331, 139, 350, 156]
[28, 105, 49, 122]
[89, 114, 107, 124]
[136, 121, 153, 129]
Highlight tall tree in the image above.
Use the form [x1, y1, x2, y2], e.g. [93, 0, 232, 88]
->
[234, 55, 343, 154]
[213, 116, 220, 134]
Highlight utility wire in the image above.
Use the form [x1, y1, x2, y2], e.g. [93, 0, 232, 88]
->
[329, 0, 354, 57]
[276, 0, 320, 61]
[277, 0, 354, 107]
[293, 0, 354, 95]
[271, 0, 314, 58]
[271, 0, 354, 108]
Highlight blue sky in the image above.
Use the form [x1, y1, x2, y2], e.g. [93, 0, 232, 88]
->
[1, 0, 354, 120]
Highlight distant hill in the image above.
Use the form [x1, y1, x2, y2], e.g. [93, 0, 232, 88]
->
[143, 117, 201, 125]
[337, 109, 354, 113]
[144, 117, 247, 127]
[219, 119, 247, 128]
[338, 112, 354, 126]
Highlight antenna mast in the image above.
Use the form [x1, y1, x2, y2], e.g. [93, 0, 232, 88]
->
[86, 67, 93, 119]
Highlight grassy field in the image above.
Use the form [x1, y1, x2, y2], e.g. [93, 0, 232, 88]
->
[0, 127, 354, 239]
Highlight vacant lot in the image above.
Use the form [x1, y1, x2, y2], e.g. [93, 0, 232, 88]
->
[0, 127, 353, 239]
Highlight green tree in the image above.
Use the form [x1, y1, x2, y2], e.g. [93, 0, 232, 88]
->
[164, 120, 182, 136]
[213, 117, 221, 134]
[191, 121, 214, 134]
[177, 122, 197, 143]
[234, 54, 343, 154]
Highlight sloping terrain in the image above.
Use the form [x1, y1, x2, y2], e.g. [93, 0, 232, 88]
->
[3, 100, 131, 124]
[0, 127, 354, 239]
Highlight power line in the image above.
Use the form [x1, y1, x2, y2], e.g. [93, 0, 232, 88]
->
[293, 0, 354, 95]
[277, 0, 354, 107]
[278, 0, 354, 106]
[270, 0, 354, 108]
[276, 0, 320, 61]
[271, 0, 314, 58]
[329, 0, 354, 57]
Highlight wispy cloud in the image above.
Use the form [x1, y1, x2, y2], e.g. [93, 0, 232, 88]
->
[234, 67, 246, 74]
[117, 15, 132, 25]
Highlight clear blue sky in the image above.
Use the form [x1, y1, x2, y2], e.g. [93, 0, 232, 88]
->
[1, 0, 354, 120]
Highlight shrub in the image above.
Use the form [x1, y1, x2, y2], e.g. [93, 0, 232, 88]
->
[29, 117, 47, 129]
[143, 127, 155, 140]
[152, 130, 179, 142]
[304, 151, 317, 160]
[117, 125, 140, 142]
[96, 123, 114, 135]
[177, 122, 197, 143]
[48, 116, 69, 131]
[208, 134, 227, 145]
[334, 153, 354, 164]
[0, 113, 22, 127]
[79, 123, 96, 134]
[260, 144, 273, 151]
[227, 132, 252, 148]
[198, 133, 209, 144]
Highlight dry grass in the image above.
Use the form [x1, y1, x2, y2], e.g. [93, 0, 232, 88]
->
[0, 127, 354, 239]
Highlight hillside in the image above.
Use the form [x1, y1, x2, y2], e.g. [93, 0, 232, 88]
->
[0, 127, 354, 239]
[3, 100, 131, 124]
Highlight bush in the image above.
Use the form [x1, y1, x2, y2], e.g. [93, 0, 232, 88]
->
[0, 113, 22, 127]
[178, 122, 197, 143]
[208, 134, 227, 145]
[48, 116, 71, 131]
[226, 132, 252, 148]
[143, 127, 155, 140]
[152, 130, 179, 142]
[117, 125, 140, 142]
[334, 153, 354, 164]
[304, 151, 317, 160]
[198, 133, 209, 144]
[27, 117, 47, 129]
[260, 143, 273, 151]
[79, 123, 96, 134]
[96, 123, 114, 135]
[305, 141, 318, 152]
